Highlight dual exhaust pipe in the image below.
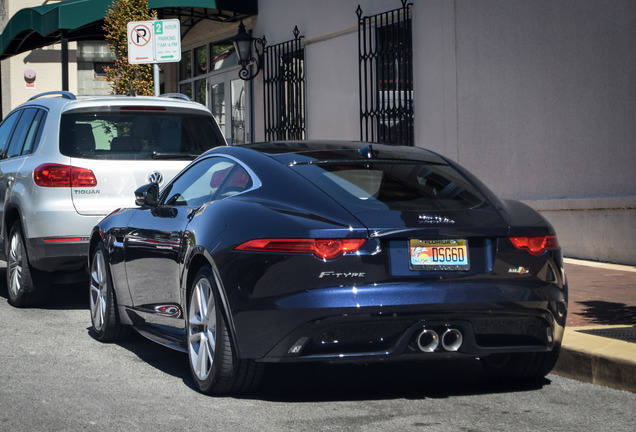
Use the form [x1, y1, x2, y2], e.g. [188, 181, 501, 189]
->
[415, 327, 463, 353]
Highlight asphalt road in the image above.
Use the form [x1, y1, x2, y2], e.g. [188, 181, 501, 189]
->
[0, 264, 635, 432]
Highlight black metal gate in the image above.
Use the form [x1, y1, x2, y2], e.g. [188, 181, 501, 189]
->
[357, 1, 414, 146]
[263, 26, 306, 141]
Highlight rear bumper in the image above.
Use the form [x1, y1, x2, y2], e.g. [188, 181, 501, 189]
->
[251, 310, 565, 363]
[229, 281, 568, 362]
[25, 237, 89, 272]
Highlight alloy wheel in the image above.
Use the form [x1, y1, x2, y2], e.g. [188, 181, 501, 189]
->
[89, 249, 108, 331]
[188, 276, 217, 381]
[7, 230, 24, 298]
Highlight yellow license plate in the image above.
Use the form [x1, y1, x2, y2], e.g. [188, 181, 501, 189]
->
[409, 239, 470, 271]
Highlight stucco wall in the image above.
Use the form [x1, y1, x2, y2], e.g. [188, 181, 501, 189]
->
[453, 0, 636, 200]
[416, 0, 636, 264]
[1, 0, 78, 114]
[10, 45, 78, 102]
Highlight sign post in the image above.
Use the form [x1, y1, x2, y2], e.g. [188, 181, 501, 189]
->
[127, 19, 181, 95]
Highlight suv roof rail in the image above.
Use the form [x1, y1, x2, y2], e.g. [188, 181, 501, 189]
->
[28, 91, 77, 101]
[159, 93, 192, 102]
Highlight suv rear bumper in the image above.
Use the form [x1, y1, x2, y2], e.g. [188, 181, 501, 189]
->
[25, 237, 89, 272]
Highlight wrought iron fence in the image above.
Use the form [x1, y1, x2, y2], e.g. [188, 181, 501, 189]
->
[263, 26, 306, 141]
[357, 1, 414, 146]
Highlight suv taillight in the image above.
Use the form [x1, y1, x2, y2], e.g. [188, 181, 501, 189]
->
[34, 164, 97, 187]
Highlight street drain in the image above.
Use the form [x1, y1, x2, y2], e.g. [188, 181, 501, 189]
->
[576, 326, 636, 343]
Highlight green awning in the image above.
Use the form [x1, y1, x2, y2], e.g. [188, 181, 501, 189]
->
[0, 0, 258, 59]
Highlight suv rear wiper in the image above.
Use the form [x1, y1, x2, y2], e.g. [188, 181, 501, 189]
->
[151, 151, 199, 160]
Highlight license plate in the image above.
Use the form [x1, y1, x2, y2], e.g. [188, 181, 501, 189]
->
[409, 239, 470, 271]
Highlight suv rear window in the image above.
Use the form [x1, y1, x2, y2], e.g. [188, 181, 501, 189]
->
[290, 161, 485, 211]
[60, 111, 224, 160]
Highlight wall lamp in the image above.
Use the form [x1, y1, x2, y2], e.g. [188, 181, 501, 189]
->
[232, 20, 267, 81]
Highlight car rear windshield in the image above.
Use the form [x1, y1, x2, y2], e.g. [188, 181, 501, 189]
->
[59, 111, 225, 160]
[290, 160, 486, 211]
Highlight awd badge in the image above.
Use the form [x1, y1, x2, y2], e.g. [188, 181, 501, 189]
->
[508, 267, 530, 274]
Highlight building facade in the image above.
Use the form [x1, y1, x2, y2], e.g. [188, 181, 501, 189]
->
[1, 0, 635, 264]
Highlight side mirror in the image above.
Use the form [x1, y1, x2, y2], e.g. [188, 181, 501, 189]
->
[134, 183, 159, 207]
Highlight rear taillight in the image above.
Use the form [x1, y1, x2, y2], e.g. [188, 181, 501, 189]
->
[34, 164, 97, 187]
[235, 238, 366, 260]
[509, 235, 559, 256]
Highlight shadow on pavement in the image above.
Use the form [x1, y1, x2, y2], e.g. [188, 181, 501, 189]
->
[0, 266, 88, 310]
[575, 300, 636, 326]
[249, 360, 550, 402]
[92, 326, 551, 401]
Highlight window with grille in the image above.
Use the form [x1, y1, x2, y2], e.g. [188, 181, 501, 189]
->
[357, 1, 414, 146]
[263, 27, 306, 141]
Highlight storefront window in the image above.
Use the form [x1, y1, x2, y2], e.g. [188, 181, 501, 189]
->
[194, 46, 208, 76]
[231, 79, 246, 144]
[210, 83, 225, 130]
[180, 50, 192, 80]
[211, 42, 238, 71]
[180, 82, 192, 99]
[195, 79, 207, 105]
[178, 38, 249, 144]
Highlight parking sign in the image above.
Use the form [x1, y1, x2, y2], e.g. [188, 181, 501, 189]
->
[154, 19, 181, 62]
[127, 19, 181, 64]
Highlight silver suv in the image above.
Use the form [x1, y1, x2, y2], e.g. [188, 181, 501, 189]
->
[0, 91, 225, 307]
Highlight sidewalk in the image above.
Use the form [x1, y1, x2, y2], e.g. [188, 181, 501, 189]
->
[552, 258, 636, 392]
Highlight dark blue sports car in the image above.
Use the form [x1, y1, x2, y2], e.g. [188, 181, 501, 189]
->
[88, 141, 567, 395]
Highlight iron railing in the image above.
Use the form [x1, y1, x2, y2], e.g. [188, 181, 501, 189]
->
[263, 26, 306, 141]
[357, 1, 414, 146]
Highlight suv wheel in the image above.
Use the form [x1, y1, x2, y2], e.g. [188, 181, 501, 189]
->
[7, 220, 41, 307]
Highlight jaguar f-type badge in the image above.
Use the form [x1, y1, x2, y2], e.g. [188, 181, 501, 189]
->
[148, 171, 164, 185]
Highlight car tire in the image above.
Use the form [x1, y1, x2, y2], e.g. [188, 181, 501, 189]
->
[89, 241, 126, 342]
[481, 346, 561, 382]
[187, 266, 263, 395]
[6, 220, 42, 307]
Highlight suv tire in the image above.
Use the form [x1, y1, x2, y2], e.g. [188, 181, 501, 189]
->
[7, 220, 42, 307]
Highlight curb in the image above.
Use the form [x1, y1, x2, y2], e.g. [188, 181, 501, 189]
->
[553, 326, 636, 393]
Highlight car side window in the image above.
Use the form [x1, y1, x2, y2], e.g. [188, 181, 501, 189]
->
[162, 157, 253, 207]
[0, 110, 22, 159]
[22, 109, 46, 155]
[5, 109, 36, 158]
[5, 108, 38, 158]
